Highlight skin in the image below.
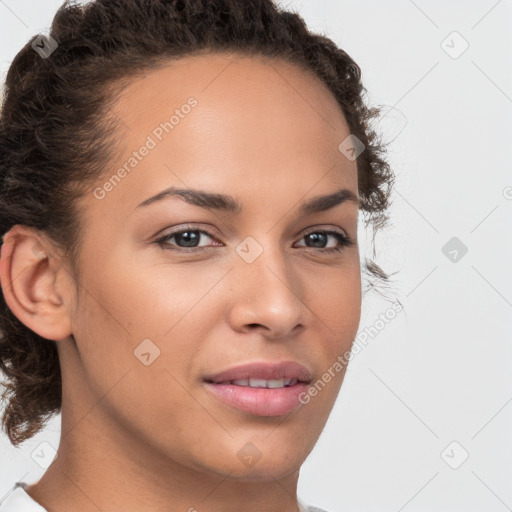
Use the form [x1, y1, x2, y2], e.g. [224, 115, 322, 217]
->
[0, 53, 361, 512]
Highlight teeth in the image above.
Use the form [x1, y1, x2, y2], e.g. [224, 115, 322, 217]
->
[249, 378, 267, 388]
[266, 378, 285, 388]
[223, 378, 298, 388]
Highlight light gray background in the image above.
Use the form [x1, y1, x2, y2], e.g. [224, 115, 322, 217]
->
[1, 1, 511, 511]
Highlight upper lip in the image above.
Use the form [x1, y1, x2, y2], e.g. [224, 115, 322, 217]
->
[204, 361, 312, 384]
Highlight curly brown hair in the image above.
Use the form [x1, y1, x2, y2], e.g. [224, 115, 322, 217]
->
[0, 0, 395, 447]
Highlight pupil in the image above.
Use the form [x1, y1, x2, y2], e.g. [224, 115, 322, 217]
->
[307, 233, 326, 248]
[177, 231, 199, 247]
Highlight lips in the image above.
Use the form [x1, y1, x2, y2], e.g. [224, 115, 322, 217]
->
[203, 361, 312, 416]
[204, 361, 312, 385]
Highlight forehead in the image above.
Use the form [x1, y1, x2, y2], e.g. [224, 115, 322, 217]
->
[114, 51, 347, 127]
[111, 51, 352, 154]
[90, 52, 357, 218]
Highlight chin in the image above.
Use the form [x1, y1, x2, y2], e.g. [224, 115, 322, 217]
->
[200, 437, 311, 482]
[219, 459, 304, 482]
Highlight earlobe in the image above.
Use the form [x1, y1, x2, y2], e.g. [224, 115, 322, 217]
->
[0, 225, 73, 341]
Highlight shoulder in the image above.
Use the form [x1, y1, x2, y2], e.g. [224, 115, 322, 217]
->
[0, 482, 48, 512]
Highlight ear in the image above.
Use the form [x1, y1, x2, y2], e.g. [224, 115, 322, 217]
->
[0, 224, 73, 341]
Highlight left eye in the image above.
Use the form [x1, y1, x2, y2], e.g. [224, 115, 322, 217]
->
[154, 227, 355, 253]
[295, 230, 354, 252]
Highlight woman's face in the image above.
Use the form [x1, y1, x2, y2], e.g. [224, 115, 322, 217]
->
[61, 53, 361, 480]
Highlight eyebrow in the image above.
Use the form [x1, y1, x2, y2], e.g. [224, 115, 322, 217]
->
[135, 186, 359, 215]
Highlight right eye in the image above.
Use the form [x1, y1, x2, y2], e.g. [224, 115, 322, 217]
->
[154, 226, 222, 252]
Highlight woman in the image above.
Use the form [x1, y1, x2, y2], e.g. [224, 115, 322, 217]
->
[0, 0, 394, 510]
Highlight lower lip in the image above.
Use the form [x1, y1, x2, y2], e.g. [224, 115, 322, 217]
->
[203, 382, 310, 416]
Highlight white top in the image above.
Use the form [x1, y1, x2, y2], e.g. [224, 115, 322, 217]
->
[0, 481, 329, 512]
[0, 483, 47, 511]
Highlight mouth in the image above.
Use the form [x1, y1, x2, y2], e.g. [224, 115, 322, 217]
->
[206, 377, 302, 388]
[203, 361, 312, 417]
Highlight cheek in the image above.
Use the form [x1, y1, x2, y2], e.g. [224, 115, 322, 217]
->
[323, 274, 361, 344]
[68, 262, 215, 456]
[70, 252, 219, 390]
[308, 258, 362, 343]
[304, 262, 361, 399]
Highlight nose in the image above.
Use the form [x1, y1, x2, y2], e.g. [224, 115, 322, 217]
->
[226, 243, 306, 340]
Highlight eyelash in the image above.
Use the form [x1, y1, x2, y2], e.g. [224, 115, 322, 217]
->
[154, 225, 355, 254]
